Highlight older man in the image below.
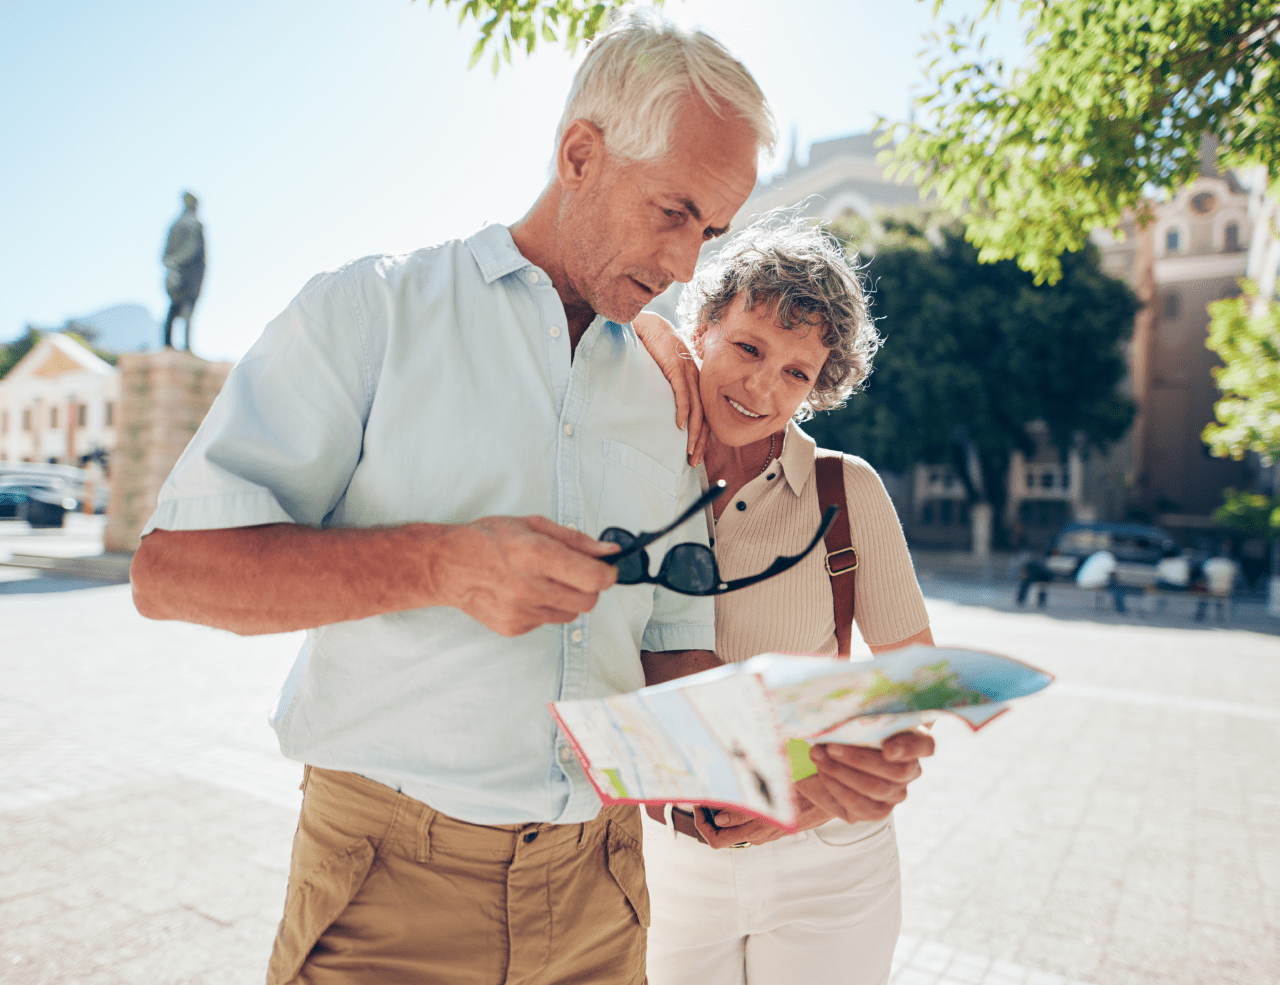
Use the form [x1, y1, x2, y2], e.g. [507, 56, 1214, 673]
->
[131, 11, 929, 985]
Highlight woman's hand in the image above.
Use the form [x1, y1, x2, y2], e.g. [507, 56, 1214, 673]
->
[633, 312, 708, 467]
[805, 729, 934, 823]
[691, 786, 833, 849]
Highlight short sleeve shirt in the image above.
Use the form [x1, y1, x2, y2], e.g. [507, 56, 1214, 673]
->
[142, 224, 715, 825]
[707, 421, 930, 663]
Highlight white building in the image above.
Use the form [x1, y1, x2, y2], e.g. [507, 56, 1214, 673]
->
[0, 333, 119, 467]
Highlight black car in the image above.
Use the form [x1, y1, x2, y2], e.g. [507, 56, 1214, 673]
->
[1040, 522, 1178, 586]
[0, 483, 78, 528]
[1017, 521, 1179, 608]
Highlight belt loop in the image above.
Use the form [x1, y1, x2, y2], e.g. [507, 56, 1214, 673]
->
[415, 804, 433, 864]
[299, 764, 312, 794]
[664, 803, 678, 841]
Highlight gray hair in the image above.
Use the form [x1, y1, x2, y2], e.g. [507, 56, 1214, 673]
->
[676, 213, 879, 420]
[557, 7, 775, 164]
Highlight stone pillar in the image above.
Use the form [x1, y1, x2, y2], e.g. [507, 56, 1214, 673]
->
[970, 501, 992, 561]
[104, 349, 233, 553]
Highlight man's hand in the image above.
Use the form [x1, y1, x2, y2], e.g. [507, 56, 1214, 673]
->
[431, 515, 620, 637]
[633, 312, 707, 467]
[692, 786, 833, 849]
[803, 729, 935, 823]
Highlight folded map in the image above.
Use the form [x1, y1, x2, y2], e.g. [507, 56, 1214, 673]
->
[550, 646, 1053, 830]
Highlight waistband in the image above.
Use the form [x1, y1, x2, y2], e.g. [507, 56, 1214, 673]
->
[303, 766, 633, 861]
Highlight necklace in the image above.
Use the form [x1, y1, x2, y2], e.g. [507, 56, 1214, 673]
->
[758, 432, 777, 477]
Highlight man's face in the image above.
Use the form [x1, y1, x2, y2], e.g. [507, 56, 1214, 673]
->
[559, 99, 758, 325]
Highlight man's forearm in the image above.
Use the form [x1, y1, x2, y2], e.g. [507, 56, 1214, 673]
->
[131, 523, 447, 636]
[133, 515, 621, 638]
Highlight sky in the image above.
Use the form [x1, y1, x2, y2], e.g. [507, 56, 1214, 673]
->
[0, 0, 1028, 361]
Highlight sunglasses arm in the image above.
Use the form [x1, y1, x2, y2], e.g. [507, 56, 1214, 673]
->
[717, 505, 840, 592]
[603, 482, 726, 566]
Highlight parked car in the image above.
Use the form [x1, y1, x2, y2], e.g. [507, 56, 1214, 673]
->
[0, 483, 79, 527]
[1017, 521, 1181, 609]
[1040, 522, 1179, 588]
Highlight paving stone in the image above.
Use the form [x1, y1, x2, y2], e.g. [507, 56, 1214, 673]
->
[5, 580, 1280, 985]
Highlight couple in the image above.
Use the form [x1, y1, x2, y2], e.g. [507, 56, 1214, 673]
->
[130, 9, 931, 985]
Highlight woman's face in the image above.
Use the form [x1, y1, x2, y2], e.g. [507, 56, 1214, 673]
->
[694, 295, 830, 448]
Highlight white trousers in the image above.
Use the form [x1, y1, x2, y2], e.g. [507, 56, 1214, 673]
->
[641, 812, 902, 985]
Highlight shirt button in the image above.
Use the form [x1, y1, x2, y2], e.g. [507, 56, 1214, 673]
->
[549, 326, 561, 338]
[564, 424, 574, 436]
[526, 270, 539, 283]
[736, 501, 747, 511]
[559, 746, 575, 764]
[766, 473, 775, 481]
[571, 629, 583, 643]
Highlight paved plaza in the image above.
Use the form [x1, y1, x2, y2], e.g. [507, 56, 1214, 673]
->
[1, 521, 1278, 985]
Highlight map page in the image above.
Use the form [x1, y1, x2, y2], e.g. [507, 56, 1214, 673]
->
[551, 646, 1051, 828]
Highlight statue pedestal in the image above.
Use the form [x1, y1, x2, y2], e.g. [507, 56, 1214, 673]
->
[104, 349, 233, 553]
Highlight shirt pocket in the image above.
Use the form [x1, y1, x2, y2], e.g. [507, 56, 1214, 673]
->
[597, 439, 680, 535]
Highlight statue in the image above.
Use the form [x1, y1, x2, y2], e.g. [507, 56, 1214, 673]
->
[161, 192, 206, 350]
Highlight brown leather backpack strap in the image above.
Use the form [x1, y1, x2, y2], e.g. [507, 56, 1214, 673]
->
[815, 450, 857, 657]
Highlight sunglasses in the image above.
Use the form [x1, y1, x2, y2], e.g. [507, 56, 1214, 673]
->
[600, 481, 839, 596]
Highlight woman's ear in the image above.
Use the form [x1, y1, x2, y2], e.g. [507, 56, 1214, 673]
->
[691, 320, 711, 358]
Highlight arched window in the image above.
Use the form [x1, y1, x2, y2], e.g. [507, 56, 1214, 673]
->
[1165, 228, 1181, 253]
[1225, 223, 1240, 252]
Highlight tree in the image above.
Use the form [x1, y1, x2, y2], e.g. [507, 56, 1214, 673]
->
[890, 0, 1280, 285]
[1202, 284, 1280, 461]
[804, 211, 1137, 548]
[1213, 488, 1280, 537]
[0, 326, 40, 381]
[420, 0, 644, 73]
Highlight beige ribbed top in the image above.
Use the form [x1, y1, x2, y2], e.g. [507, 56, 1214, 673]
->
[708, 421, 930, 663]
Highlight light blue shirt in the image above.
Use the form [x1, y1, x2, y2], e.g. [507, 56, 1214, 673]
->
[143, 224, 715, 824]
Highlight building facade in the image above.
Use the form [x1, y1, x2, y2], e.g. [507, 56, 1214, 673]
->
[0, 333, 119, 468]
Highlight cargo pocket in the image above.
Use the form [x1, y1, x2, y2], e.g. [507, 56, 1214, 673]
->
[266, 839, 376, 985]
[605, 821, 650, 929]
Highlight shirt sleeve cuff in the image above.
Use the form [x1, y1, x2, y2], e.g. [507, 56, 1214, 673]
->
[141, 490, 298, 537]
[641, 623, 716, 653]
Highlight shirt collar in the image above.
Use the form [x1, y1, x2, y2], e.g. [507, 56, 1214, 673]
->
[777, 419, 817, 497]
[465, 224, 634, 343]
[466, 223, 533, 284]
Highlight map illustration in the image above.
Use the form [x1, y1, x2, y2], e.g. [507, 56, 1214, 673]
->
[551, 646, 1053, 830]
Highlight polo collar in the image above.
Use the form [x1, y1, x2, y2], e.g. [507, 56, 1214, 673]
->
[465, 224, 634, 343]
[778, 420, 818, 497]
[466, 223, 533, 284]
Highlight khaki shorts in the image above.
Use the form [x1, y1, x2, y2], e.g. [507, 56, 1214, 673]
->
[267, 767, 648, 985]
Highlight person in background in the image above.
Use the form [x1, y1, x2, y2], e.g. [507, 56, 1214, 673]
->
[636, 214, 935, 985]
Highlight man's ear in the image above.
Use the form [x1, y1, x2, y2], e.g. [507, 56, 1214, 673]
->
[557, 118, 606, 191]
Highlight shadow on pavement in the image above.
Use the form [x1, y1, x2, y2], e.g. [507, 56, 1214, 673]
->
[917, 573, 1280, 636]
[0, 574, 129, 595]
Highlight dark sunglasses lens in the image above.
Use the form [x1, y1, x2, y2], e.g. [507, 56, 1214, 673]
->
[658, 543, 718, 594]
[600, 528, 647, 584]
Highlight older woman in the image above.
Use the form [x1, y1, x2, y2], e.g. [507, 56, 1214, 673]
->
[635, 215, 934, 985]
